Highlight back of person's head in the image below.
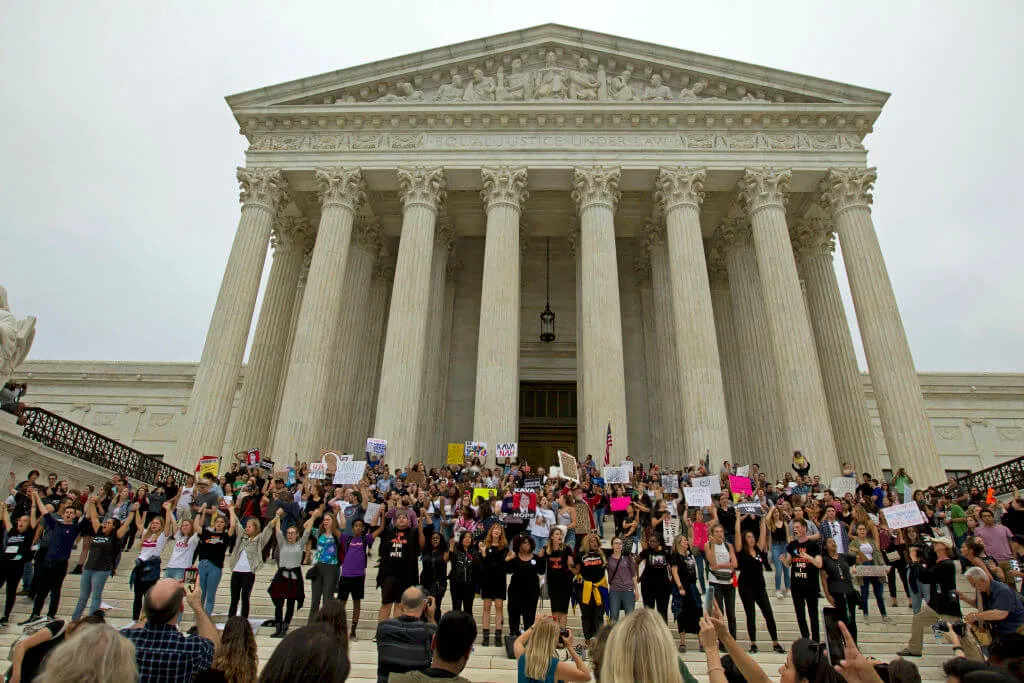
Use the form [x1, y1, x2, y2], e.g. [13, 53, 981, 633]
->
[259, 624, 351, 683]
[962, 670, 1020, 683]
[720, 655, 748, 683]
[589, 622, 615, 682]
[988, 633, 1024, 665]
[143, 580, 185, 626]
[888, 657, 921, 683]
[523, 618, 561, 680]
[36, 623, 137, 683]
[601, 608, 683, 683]
[213, 616, 258, 683]
[944, 658, 992, 683]
[400, 586, 426, 616]
[310, 599, 350, 652]
[790, 638, 846, 683]
[433, 611, 476, 668]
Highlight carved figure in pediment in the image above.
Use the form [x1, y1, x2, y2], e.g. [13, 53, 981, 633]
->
[0, 286, 35, 388]
[377, 81, 424, 103]
[435, 75, 464, 101]
[496, 58, 532, 101]
[741, 92, 771, 103]
[568, 57, 600, 100]
[608, 69, 637, 101]
[678, 79, 708, 102]
[534, 51, 568, 100]
[464, 69, 496, 101]
[641, 74, 673, 101]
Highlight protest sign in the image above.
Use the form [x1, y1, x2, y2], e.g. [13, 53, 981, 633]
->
[592, 477, 605, 488]
[472, 487, 497, 503]
[495, 443, 517, 462]
[309, 462, 327, 480]
[197, 456, 219, 479]
[610, 496, 631, 512]
[684, 487, 713, 508]
[558, 451, 580, 482]
[690, 475, 721, 495]
[661, 475, 679, 494]
[363, 502, 382, 524]
[736, 502, 764, 517]
[509, 490, 537, 520]
[338, 453, 354, 462]
[245, 448, 261, 467]
[523, 476, 543, 490]
[334, 461, 366, 486]
[830, 477, 857, 498]
[259, 459, 274, 473]
[366, 438, 387, 459]
[734, 465, 750, 477]
[548, 466, 561, 480]
[603, 467, 628, 484]
[621, 461, 634, 475]
[447, 443, 465, 465]
[464, 441, 488, 463]
[663, 518, 680, 546]
[850, 565, 891, 578]
[728, 475, 753, 496]
[881, 502, 926, 530]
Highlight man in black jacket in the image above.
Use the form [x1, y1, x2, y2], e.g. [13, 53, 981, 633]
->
[376, 586, 438, 683]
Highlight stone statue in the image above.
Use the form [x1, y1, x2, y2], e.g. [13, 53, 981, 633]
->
[678, 79, 708, 101]
[463, 69, 496, 101]
[533, 51, 567, 99]
[568, 57, 600, 100]
[0, 286, 36, 389]
[377, 81, 424, 103]
[496, 57, 531, 100]
[641, 73, 673, 101]
[435, 74, 464, 101]
[607, 69, 637, 101]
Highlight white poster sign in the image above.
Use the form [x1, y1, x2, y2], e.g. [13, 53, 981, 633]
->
[663, 518, 681, 546]
[882, 502, 927, 530]
[363, 502, 382, 524]
[661, 475, 679, 494]
[684, 487, 713, 508]
[603, 467, 628, 484]
[557, 450, 580, 482]
[690, 475, 722, 495]
[366, 438, 387, 458]
[734, 465, 750, 477]
[339, 453, 354, 462]
[309, 462, 327, 480]
[621, 461, 634, 475]
[495, 442, 517, 461]
[333, 461, 367, 486]
[831, 477, 857, 498]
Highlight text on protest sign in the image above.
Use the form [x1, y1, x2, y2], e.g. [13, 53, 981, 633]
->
[830, 477, 858, 498]
[366, 438, 387, 458]
[338, 453, 354, 462]
[663, 518, 681, 546]
[508, 490, 536, 520]
[690, 475, 721, 495]
[558, 451, 580, 482]
[446, 443, 464, 465]
[684, 487, 713, 508]
[881, 502, 926, 530]
[661, 475, 679, 494]
[495, 443, 517, 461]
[621, 461, 634, 475]
[333, 461, 367, 486]
[309, 462, 327, 480]
[363, 502, 382, 524]
[523, 476, 543, 490]
[736, 502, 764, 517]
[603, 467, 628, 484]
[734, 465, 750, 477]
[851, 565, 891, 577]
[464, 441, 488, 463]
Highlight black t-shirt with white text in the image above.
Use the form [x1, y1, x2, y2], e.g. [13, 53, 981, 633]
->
[786, 539, 821, 589]
[380, 527, 421, 582]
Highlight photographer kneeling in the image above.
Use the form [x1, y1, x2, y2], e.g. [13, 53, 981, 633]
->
[957, 566, 1024, 652]
[376, 585, 438, 683]
[899, 535, 983, 660]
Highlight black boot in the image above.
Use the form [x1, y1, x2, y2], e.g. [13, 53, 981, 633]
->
[495, 628, 502, 644]
[349, 622, 358, 642]
[482, 629, 490, 646]
[271, 622, 288, 639]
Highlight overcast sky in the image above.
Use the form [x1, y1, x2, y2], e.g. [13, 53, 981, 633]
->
[2, 1, 1021, 372]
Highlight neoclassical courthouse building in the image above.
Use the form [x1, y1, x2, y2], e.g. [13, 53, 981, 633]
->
[11, 26, 1024, 485]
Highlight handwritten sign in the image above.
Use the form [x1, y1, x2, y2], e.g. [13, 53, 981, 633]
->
[366, 438, 387, 458]
[447, 443, 465, 465]
[661, 475, 679, 494]
[496, 443, 517, 462]
[729, 475, 753, 496]
[736, 502, 764, 517]
[472, 488, 497, 504]
[734, 465, 750, 477]
[309, 462, 327, 480]
[259, 459, 274, 472]
[684, 487, 713, 508]
[831, 477, 857, 498]
[333, 461, 366, 486]
[663, 518, 681, 546]
[558, 451, 580, 482]
[690, 475, 721, 495]
[197, 456, 219, 478]
[523, 476, 543, 490]
[603, 467, 628, 484]
[363, 502, 381, 524]
[464, 441, 488, 463]
[881, 502, 926, 530]
[610, 496, 631, 512]
[621, 461, 634, 476]
[850, 565, 891, 577]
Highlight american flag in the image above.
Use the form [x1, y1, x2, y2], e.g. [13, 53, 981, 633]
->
[604, 422, 612, 466]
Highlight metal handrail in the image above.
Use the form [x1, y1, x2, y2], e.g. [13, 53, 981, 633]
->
[933, 454, 1024, 498]
[20, 406, 192, 487]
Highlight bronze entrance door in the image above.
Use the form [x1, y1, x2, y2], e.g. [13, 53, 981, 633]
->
[518, 381, 577, 469]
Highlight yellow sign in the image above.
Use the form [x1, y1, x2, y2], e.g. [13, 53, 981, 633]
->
[197, 456, 219, 478]
[447, 443, 465, 465]
[472, 488, 497, 504]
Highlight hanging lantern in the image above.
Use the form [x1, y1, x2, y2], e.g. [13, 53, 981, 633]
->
[539, 236, 556, 342]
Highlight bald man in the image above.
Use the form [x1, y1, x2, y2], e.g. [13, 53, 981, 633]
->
[121, 579, 218, 683]
[376, 586, 439, 683]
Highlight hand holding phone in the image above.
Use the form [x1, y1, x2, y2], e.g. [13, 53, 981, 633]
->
[183, 567, 198, 592]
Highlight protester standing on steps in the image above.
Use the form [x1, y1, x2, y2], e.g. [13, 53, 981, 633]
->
[575, 532, 608, 655]
[371, 505, 425, 623]
[733, 513, 784, 654]
[70, 495, 133, 621]
[305, 506, 340, 621]
[266, 507, 313, 639]
[448, 530, 479, 614]
[820, 536, 859, 643]
[129, 501, 172, 623]
[638, 530, 672, 621]
[163, 506, 199, 581]
[852, 521, 889, 623]
[704, 520, 737, 640]
[196, 505, 233, 616]
[766, 503, 792, 598]
[337, 518, 370, 641]
[0, 495, 36, 625]
[420, 530, 450, 611]
[20, 488, 83, 626]
[505, 533, 544, 636]
[226, 497, 273, 620]
[606, 536, 639, 622]
[477, 521, 509, 646]
[783, 517, 823, 642]
[668, 534, 701, 653]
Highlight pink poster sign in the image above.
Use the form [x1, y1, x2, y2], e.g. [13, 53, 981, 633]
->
[610, 496, 631, 512]
[728, 475, 753, 496]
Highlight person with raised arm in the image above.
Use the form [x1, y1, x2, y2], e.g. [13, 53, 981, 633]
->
[225, 495, 273, 620]
[266, 506, 313, 639]
[734, 510, 784, 654]
[70, 495, 133, 620]
[371, 503, 426, 622]
[783, 517, 824, 642]
[21, 488, 82, 626]
[0, 490, 36, 625]
[195, 502, 233, 616]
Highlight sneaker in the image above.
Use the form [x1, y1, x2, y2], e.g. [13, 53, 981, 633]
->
[0, 616, 8, 627]
[775, 590, 784, 598]
[862, 613, 870, 624]
[749, 643, 758, 654]
[773, 643, 786, 654]
[882, 615, 892, 624]
[896, 648, 921, 657]
[18, 614, 44, 627]
[678, 643, 687, 653]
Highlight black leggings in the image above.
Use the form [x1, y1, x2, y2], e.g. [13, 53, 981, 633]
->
[642, 583, 670, 622]
[32, 559, 68, 619]
[830, 591, 858, 643]
[507, 589, 539, 635]
[229, 571, 256, 619]
[450, 581, 475, 614]
[133, 578, 157, 622]
[581, 600, 604, 641]
[791, 586, 820, 642]
[273, 597, 296, 625]
[709, 584, 737, 638]
[0, 562, 24, 618]
[740, 587, 779, 643]
[887, 558, 909, 598]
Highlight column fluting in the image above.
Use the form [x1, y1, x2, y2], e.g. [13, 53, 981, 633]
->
[347, 256, 394, 453]
[418, 218, 455, 466]
[707, 256, 752, 467]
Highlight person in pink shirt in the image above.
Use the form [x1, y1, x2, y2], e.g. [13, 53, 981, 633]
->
[975, 508, 1015, 579]
[684, 508, 709, 595]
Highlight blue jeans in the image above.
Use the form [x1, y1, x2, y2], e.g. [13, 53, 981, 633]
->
[860, 576, 887, 616]
[771, 544, 791, 591]
[594, 509, 606, 538]
[164, 567, 186, 580]
[695, 551, 707, 594]
[531, 534, 549, 552]
[72, 568, 109, 620]
[608, 589, 635, 621]
[198, 560, 222, 615]
[909, 582, 930, 614]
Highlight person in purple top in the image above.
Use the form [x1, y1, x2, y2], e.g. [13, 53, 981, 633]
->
[338, 519, 370, 641]
[976, 507, 1015, 578]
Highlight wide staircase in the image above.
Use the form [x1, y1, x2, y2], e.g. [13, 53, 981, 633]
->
[0, 518, 962, 682]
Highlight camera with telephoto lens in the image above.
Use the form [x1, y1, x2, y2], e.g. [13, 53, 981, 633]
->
[931, 621, 967, 637]
[913, 539, 937, 565]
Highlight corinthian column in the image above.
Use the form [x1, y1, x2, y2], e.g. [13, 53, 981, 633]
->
[820, 168, 942, 484]
[271, 168, 366, 461]
[374, 167, 446, 466]
[419, 218, 455, 464]
[324, 216, 382, 450]
[473, 167, 528, 446]
[635, 257, 666, 459]
[641, 220, 686, 457]
[707, 254, 752, 466]
[655, 167, 732, 463]
[715, 215, 788, 474]
[568, 224, 585, 457]
[571, 167, 629, 462]
[230, 215, 312, 454]
[347, 256, 394, 451]
[177, 167, 286, 470]
[739, 169, 840, 477]
[430, 257, 461, 465]
[791, 218, 877, 478]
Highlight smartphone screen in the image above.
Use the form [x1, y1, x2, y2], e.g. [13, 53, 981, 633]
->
[183, 567, 198, 591]
[822, 607, 845, 667]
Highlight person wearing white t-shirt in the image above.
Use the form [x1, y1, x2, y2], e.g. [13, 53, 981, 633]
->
[176, 478, 195, 519]
[530, 496, 556, 551]
[164, 515, 200, 580]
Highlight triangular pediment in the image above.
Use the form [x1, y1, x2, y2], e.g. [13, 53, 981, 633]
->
[226, 24, 888, 112]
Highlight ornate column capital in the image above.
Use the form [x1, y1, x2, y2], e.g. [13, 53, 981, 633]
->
[481, 166, 528, 211]
[352, 215, 383, 253]
[315, 167, 367, 212]
[655, 166, 707, 214]
[790, 217, 836, 258]
[713, 211, 753, 253]
[818, 167, 877, 217]
[271, 215, 314, 253]
[738, 167, 792, 215]
[237, 167, 287, 213]
[571, 166, 621, 213]
[397, 166, 446, 213]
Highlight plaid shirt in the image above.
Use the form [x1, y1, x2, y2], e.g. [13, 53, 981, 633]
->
[121, 623, 215, 683]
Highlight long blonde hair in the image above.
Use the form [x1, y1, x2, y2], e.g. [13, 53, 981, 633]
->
[483, 522, 508, 550]
[523, 618, 560, 679]
[36, 624, 137, 683]
[601, 608, 683, 683]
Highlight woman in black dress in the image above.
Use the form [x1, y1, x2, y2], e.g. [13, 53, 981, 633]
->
[544, 527, 574, 628]
[448, 530, 479, 613]
[734, 514, 784, 654]
[505, 534, 545, 636]
[478, 522, 509, 646]
[420, 531, 449, 610]
[637, 530, 672, 620]
[669, 534, 701, 653]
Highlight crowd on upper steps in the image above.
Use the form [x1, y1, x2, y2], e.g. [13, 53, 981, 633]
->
[1, 445, 1024, 683]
